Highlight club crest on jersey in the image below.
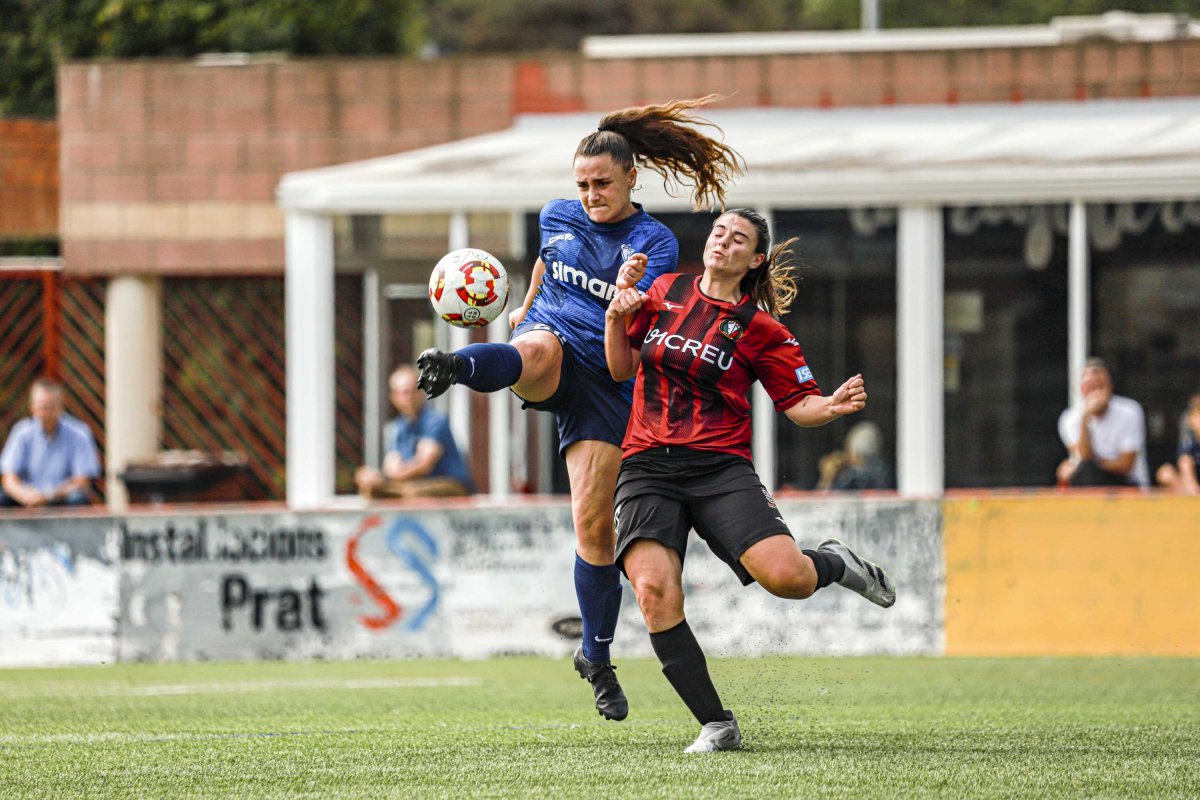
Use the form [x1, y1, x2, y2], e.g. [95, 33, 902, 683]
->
[795, 366, 814, 384]
[719, 318, 743, 341]
[620, 243, 635, 262]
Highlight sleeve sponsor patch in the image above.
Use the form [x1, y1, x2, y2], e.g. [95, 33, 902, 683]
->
[795, 366, 814, 384]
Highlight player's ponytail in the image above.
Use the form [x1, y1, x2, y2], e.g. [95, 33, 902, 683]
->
[725, 208, 800, 318]
[576, 95, 744, 211]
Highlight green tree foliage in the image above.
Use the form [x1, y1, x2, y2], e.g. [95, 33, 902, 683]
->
[5, 0, 1200, 117]
[0, 0, 424, 118]
[421, 0, 1200, 54]
[424, 0, 798, 54]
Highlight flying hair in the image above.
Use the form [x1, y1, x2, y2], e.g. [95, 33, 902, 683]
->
[575, 94, 744, 211]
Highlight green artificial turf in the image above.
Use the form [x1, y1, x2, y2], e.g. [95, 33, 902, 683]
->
[1, 656, 1197, 798]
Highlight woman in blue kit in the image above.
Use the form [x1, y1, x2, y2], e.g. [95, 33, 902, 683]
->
[417, 95, 743, 721]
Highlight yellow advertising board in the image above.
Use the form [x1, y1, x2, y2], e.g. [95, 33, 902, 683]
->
[944, 494, 1200, 656]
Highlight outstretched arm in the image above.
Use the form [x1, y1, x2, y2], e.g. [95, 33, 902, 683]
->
[508, 257, 546, 330]
[605, 288, 647, 382]
[783, 374, 867, 428]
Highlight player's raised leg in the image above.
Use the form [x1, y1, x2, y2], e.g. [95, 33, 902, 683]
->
[565, 439, 628, 721]
[816, 538, 896, 608]
[416, 329, 563, 400]
[740, 534, 895, 608]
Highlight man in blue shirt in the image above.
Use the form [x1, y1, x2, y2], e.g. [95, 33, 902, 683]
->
[1, 378, 101, 507]
[354, 366, 473, 499]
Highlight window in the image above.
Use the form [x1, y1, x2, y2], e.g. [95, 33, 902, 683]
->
[773, 209, 897, 491]
[1089, 202, 1200, 478]
[943, 205, 1070, 488]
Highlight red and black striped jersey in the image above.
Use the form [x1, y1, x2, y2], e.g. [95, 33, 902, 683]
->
[622, 273, 821, 459]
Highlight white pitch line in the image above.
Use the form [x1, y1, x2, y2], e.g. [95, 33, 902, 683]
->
[0, 676, 482, 698]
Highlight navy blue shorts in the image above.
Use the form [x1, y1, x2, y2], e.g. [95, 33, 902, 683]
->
[512, 321, 631, 455]
[613, 447, 793, 586]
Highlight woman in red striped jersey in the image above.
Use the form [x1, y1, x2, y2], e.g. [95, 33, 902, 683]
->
[603, 208, 896, 754]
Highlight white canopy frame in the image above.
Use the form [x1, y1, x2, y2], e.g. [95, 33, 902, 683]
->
[279, 99, 1200, 506]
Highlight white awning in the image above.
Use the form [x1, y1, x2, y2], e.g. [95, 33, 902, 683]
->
[276, 96, 1200, 507]
[278, 97, 1200, 214]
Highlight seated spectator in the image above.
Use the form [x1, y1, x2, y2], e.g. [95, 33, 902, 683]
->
[1056, 358, 1148, 488]
[1155, 392, 1200, 496]
[355, 366, 474, 499]
[817, 420, 893, 491]
[1, 377, 101, 507]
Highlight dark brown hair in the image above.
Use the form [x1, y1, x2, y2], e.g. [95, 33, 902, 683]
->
[723, 208, 799, 318]
[574, 95, 744, 211]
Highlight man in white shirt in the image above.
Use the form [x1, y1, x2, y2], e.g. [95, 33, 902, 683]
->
[1056, 358, 1148, 488]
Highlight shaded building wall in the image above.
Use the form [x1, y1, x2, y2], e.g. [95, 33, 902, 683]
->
[49, 40, 1200, 499]
[0, 119, 58, 240]
[57, 40, 1200, 276]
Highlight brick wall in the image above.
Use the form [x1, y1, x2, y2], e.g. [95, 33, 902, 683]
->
[59, 58, 518, 274]
[0, 119, 59, 240]
[59, 39, 1200, 275]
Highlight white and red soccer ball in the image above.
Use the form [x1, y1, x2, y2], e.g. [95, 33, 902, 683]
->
[428, 248, 509, 328]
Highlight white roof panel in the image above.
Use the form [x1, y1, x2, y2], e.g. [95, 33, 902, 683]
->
[277, 98, 1200, 214]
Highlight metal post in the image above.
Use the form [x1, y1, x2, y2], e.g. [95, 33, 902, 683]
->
[896, 205, 944, 497]
[448, 212, 472, 463]
[751, 208, 776, 492]
[862, 0, 880, 31]
[1068, 200, 1089, 408]
[363, 266, 382, 471]
[285, 211, 336, 508]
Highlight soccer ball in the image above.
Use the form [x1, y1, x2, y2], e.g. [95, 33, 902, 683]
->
[428, 248, 510, 328]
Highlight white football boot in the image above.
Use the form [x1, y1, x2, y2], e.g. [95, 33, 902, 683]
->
[817, 538, 896, 608]
[684, 715, 742, 754]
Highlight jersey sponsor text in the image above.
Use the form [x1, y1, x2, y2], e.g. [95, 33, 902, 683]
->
[644, 326, 734, 370]
[550, 260, 619, 302]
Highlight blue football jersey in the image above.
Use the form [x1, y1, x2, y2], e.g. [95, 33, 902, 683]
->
[524, 199, 679, 386]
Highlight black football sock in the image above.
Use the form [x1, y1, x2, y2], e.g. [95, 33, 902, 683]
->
[649, 620, 732, 725]
[803, 548, 845, 590]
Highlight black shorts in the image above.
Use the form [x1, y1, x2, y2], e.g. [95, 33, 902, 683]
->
[613, 447, 793, 586]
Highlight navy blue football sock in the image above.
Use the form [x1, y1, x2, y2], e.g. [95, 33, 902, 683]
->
[803, 548, 846, 590]
[453, 343, 523, 393]
[575, 554, 622, 663]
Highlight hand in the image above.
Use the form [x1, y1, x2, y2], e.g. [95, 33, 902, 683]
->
[829, 374, 867, 417]
[606, 287, 647, 320]
[355, 466, 383, 492]
[17, 486, 47, 507]
[615, 253, 648, 291]
[508, 305, 529, 330]
[1083, 387, 1110, 417]
[817, 451, 846, 488]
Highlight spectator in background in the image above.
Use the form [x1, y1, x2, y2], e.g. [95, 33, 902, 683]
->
[354, 366, 474, 499]
[1, 377, 101, 507]
[1155, 392, 1200, 495]
[1056, 358, 1149, 488]
[816, 420, 893, 491]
